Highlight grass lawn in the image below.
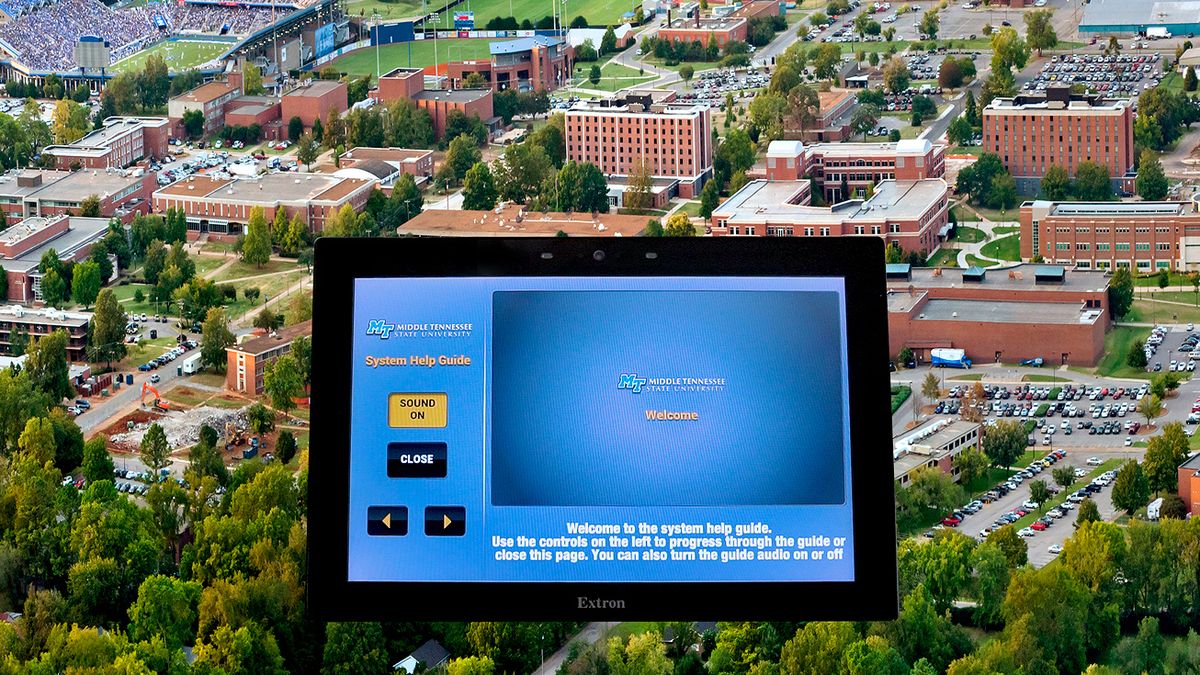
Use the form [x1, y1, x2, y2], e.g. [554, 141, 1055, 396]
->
[110, 39, 233, 74]
[106, 337, 178, 372]
[965, 204, 1019, 222]
[1134, 271, 1196, 287]
[193, 256, 226, 277]
[891, 385, 912, 413]
[343, 0, 423, 21]
[201, 241, 238, 255]
[676, 200, 702, 218]
[1092, 326, 1152, 379]
[953, 226, 986, 243]
[211, 258, 302, 282]
[1137, 290, 1200, 305]
[1010, 459, 1122, 531]
[606, 622, 661, 643]
[641, 55, 722, 73]
[424, 0, 637, 28]
[1159, 71, 1184, 94]
[188, 371, 228, 389]
[328, 39, 498, 77]
[927, 247, 959, 267]
[1022, 373, 1064, 382]
[979, 234, 1020, 261]
[948, 145, 983, 156]
[223, 272, 308, 321]
[572, 61, 655, 91]
[992, 226, 1018, 236]
[1128, 300, 1200, 325]
[965, 254, 998, 268]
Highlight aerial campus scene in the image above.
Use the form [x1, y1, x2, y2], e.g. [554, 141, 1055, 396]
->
[6, 0, 1200, 669]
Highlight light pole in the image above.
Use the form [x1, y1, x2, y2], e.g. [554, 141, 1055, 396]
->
[373, 12, 382, 81]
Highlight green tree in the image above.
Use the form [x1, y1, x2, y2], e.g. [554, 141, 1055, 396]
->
[1112, 459, 1150, 515]
[462, 162, 498, 210]
[90, 288, 127, 368]
[246, 402, 275, 436]
[679, 64, 695, 87]
[1076, 497, 1101, 526]
[140, 422, 170, 472]
[70, 259, 101, 308]
[295, 132, 319, 171]
[601, 25, 618, 54]
[287, 116, 304, 143]
[882, 57, 910, 94]
[447, 655, 496, 675]
[607, 631, 672, 675]
[986, 524, 1028, 567]
[388, 173, 423, 227]
[26, 329, 73, 401]
[17, 415, 55, 464]
[1138, 393, 1164, 427]
[1074, 160, 1114, 200]
[779, 622, 858, 673]
[40, 267, 67, 306]
[182, 109, 204, 138]
[1187, 66, 1199, 92]
[445, 133, 483, 184]
[81, 436, 114, 484]
[1023, 9, 1058, 55]
[1002, 566, 1091, 674]
[919, 8, 939, 37]
[78, 194, 101, 218]
[201, 307, 235, 373]
[322, 622, 389, 675]
[276, 430, 298, 465]
[663, 212, 696, 237]
[1109, 267, 1134, 318]
[1029, 479, 1050, 506]
[983, 419, 1026, 469]
[971, 541, 1010, 627]
[193, 622, 285, 675]
[494, 142, 553, 204]
[952, 447, 989, 486]
[1040, 164, 1071, 200]
[921, 371, 940, 401]
[699, 179, 720, 221]
[242, 206, 272, 268]
[263, 354, 303, 415]
[1144, 423, 1190, 494]
[990, 26, 1030, 72]
[1136, 149, 1169, 201]
[850, 104, 880, 141]
[589, 64, 601, 86]
[1052, 464, 1076, 489]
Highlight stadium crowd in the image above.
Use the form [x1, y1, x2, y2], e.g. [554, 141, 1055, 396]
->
[0, 0, 297, 71]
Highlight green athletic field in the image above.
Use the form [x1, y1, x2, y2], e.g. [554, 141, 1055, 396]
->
[327, 39, 497, 76]
[110, 39, 233, 74]
[343, 0, 426, 21]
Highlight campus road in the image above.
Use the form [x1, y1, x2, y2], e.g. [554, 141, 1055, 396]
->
[532, 623, 619, 675]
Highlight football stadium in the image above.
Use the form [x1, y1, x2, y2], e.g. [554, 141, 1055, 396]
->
[0, 0, 346, 84]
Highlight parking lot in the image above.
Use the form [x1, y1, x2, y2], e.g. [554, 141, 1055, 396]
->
[932, 447, 1126, 567]
[677, 69, 769, 102]
[154, 143, 298, 188]
[1023, 52, 1162, 97]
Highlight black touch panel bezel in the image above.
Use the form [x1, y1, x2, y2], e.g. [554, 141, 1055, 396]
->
[308, 236, 898, 621]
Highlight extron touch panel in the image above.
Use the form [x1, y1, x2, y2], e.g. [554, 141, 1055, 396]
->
[308, 238, 898, 620]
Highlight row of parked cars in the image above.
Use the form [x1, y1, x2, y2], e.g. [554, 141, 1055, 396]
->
[1025, 52, 1161, 96]
[936, 450, 1067, 531]
[137, 340, 197, 372]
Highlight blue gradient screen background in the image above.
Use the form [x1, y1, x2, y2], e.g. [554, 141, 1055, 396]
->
[348, 277, 856, 583]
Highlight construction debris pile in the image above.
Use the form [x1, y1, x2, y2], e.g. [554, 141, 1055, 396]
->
[110, 406, 249, 450]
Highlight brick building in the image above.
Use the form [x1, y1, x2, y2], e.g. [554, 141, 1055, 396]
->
[332, 147, 435, 190]
[0, 216, 110, 303]
[886, 263, 1110, 366]
[565, 93, 713, 198]
[446, 36, 571, 92]
[375, 67, 426, 102]
[765, 138, 946, 202]
[226, 320, 312, 395]
[982, 85, 1136, 194]
[893, 420, 981, 486]
[0, 304, 91, 360]
[412, 88, 495, 141]
[224, 95, 284, 141]
[0, 169, 154, 222]
[1020, 200, 1200, 272]
[152, 173, 376, 240]
[658, 15, 748, 47]
[42, 117, 170, 170]
[281, 79, 348, 130]
[398, 203, 654, 237]
[711, 178, 950, 252]
[168, 81, 242, 139]
[1177, 453, 1200, 513]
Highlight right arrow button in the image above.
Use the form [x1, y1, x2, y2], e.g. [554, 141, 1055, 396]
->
[425, 506, 466, 536]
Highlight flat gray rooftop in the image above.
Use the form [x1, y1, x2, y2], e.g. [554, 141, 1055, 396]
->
[1082, 0, 1200, 26]
[1, 217, 108, 274]
[413, 89, 490, 103]
[30, 171, 143, 203]
[715, 179, 945, 224]
[914, 298, 1102, 325]
[892, 263, 1110, 293]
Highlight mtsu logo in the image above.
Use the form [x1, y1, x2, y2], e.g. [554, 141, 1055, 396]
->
[365, 319, 396, 339]
[617, 373, 647, 394]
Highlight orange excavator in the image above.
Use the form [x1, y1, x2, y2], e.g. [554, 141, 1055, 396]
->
[141, 382, 170, 412]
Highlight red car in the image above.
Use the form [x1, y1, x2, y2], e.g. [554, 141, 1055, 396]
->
[941, 516, 961, 527]
[1031, 521, 1048, 531]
